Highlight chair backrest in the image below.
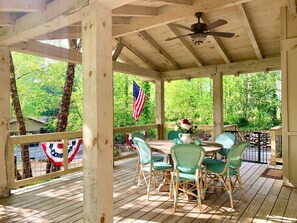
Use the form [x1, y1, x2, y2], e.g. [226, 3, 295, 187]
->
[170, 144, 205, 174]
[225, 141, 250, 169]
[215, 133, 236, 149]
[126, 132, 145, 150]
[133, 137, 152, 165]
[167, 130, 181, 140]
[131, 132, 145, 140]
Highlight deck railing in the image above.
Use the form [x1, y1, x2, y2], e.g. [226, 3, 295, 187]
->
[8, 123, 276, 188]
[6, 125, 160, 188]
[7, 131, 83, 188]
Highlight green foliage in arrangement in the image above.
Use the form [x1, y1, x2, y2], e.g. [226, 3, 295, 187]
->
[11, 51, 281, 132]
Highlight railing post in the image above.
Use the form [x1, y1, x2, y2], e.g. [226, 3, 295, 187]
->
[255, 132, 262, 163]
[6, 137, 14, 192]
[63, 139, 69, 172]
[270, 129, 276, 165]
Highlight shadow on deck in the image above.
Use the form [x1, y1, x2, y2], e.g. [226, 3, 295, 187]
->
[0, 158, 295, 223]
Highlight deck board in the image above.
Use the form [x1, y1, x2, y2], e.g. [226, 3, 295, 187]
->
[0, 158, 295, 223]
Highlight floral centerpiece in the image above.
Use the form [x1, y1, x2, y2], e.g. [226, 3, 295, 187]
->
[175, 119, 194, 133]
[175, 119, 195, 144]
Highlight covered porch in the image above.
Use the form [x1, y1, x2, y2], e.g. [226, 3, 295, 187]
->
[1, 159, 293, 223]
[1, 0, 297, 222]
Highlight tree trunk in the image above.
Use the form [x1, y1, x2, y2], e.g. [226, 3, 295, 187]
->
[10, 53, 33, 179]
[46, 39, 82, 173]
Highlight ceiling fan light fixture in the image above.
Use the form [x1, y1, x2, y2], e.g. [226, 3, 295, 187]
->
[192, 33, 207, 45]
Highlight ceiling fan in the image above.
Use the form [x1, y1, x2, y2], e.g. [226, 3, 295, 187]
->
[166, 12, 235, 45]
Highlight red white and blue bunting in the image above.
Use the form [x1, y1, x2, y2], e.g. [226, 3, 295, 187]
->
[41, 139, 82, 166]
[126, 131, 146, 149]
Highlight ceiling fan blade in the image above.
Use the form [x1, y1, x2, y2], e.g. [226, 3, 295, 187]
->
[172, 24, 192, 31]
[205, 19, 228, 30]
[165, 33, 193, 41]
[207, 31, 235, 38]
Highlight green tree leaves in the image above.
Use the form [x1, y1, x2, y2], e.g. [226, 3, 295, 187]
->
[12, 49, 281, 131]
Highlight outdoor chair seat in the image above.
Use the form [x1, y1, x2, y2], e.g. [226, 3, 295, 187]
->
[202, 157, 225, 165]
[205, 163, 238, 176]
[142, 162, 172, 171]
[152, 155, 165, 162]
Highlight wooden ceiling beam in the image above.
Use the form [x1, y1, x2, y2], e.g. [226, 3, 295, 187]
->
[112, 17, 130, 26]
[11, 40, 160, 79]
[0, 0, 89, 46]
[237, 4, 263, 59]
[112, 5, 158, 17]
[201, 15, 232, 63]
[288, 0, 297, 15]
[160, 56, 280, 80]
[138, 30, 181, 69]
[0, 0, 46, 12]
[112, 0, 253, 38]
[113, 62, 160, 78]
[36, 17, 130, 40]
[69, 17, 130, 26]
[112, 42, 125, 61]
[116, 37, 159, 70]
[35, 26, 82, 40]
[117, 53, 137, 65]
[11, 40, 82, 64]
[153, 0, 193, 5]
[167, 23, 203, 67]
[0, 13, 14, 26]
[90, 0, 136, 9]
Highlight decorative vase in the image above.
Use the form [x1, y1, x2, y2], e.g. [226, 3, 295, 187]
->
[178, 133, 191, 144]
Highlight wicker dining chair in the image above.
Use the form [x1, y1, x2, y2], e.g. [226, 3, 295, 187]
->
[133, 137, 172, 200]
[170, 144, 205, 213]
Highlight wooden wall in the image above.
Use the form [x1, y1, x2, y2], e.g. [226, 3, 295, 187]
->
[281, 6, 297, 187]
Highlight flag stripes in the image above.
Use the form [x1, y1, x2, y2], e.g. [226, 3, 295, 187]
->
[133, 81, 146, 121]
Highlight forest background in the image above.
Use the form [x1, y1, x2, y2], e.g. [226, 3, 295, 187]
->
[11, 51, 281, 133]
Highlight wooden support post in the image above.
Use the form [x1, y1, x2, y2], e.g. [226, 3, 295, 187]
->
[156, 79, 165, 140]
[0, 46, 11, 197]
[82, 3, 113, 222]
[280, 6, 297, 187]
[213, 72, 223, 140]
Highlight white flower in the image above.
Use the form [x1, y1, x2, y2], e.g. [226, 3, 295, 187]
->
[181, 123, 191, 130]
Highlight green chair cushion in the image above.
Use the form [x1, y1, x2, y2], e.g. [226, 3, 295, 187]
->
[202, 158, 225, 166]
[152, 155, 164, 162]
[142, 162, 172, 171]
[218, 148, 230, 157]
[175, 172, 197, 181]
[205, 162, 238, 176]
[177, 165, 200, 174]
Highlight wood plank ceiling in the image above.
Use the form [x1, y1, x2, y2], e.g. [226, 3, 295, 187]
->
[0, 0, 296, 80]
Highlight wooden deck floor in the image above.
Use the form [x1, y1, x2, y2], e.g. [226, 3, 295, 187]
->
[0, 158, 296, 223]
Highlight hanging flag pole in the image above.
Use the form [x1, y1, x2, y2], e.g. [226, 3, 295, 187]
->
[133, 81, 146, 121]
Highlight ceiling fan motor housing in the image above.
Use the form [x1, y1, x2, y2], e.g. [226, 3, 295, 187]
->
[191, 23, 207, 33]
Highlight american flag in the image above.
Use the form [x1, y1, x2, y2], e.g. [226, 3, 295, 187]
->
[133, 81, 146, 121]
